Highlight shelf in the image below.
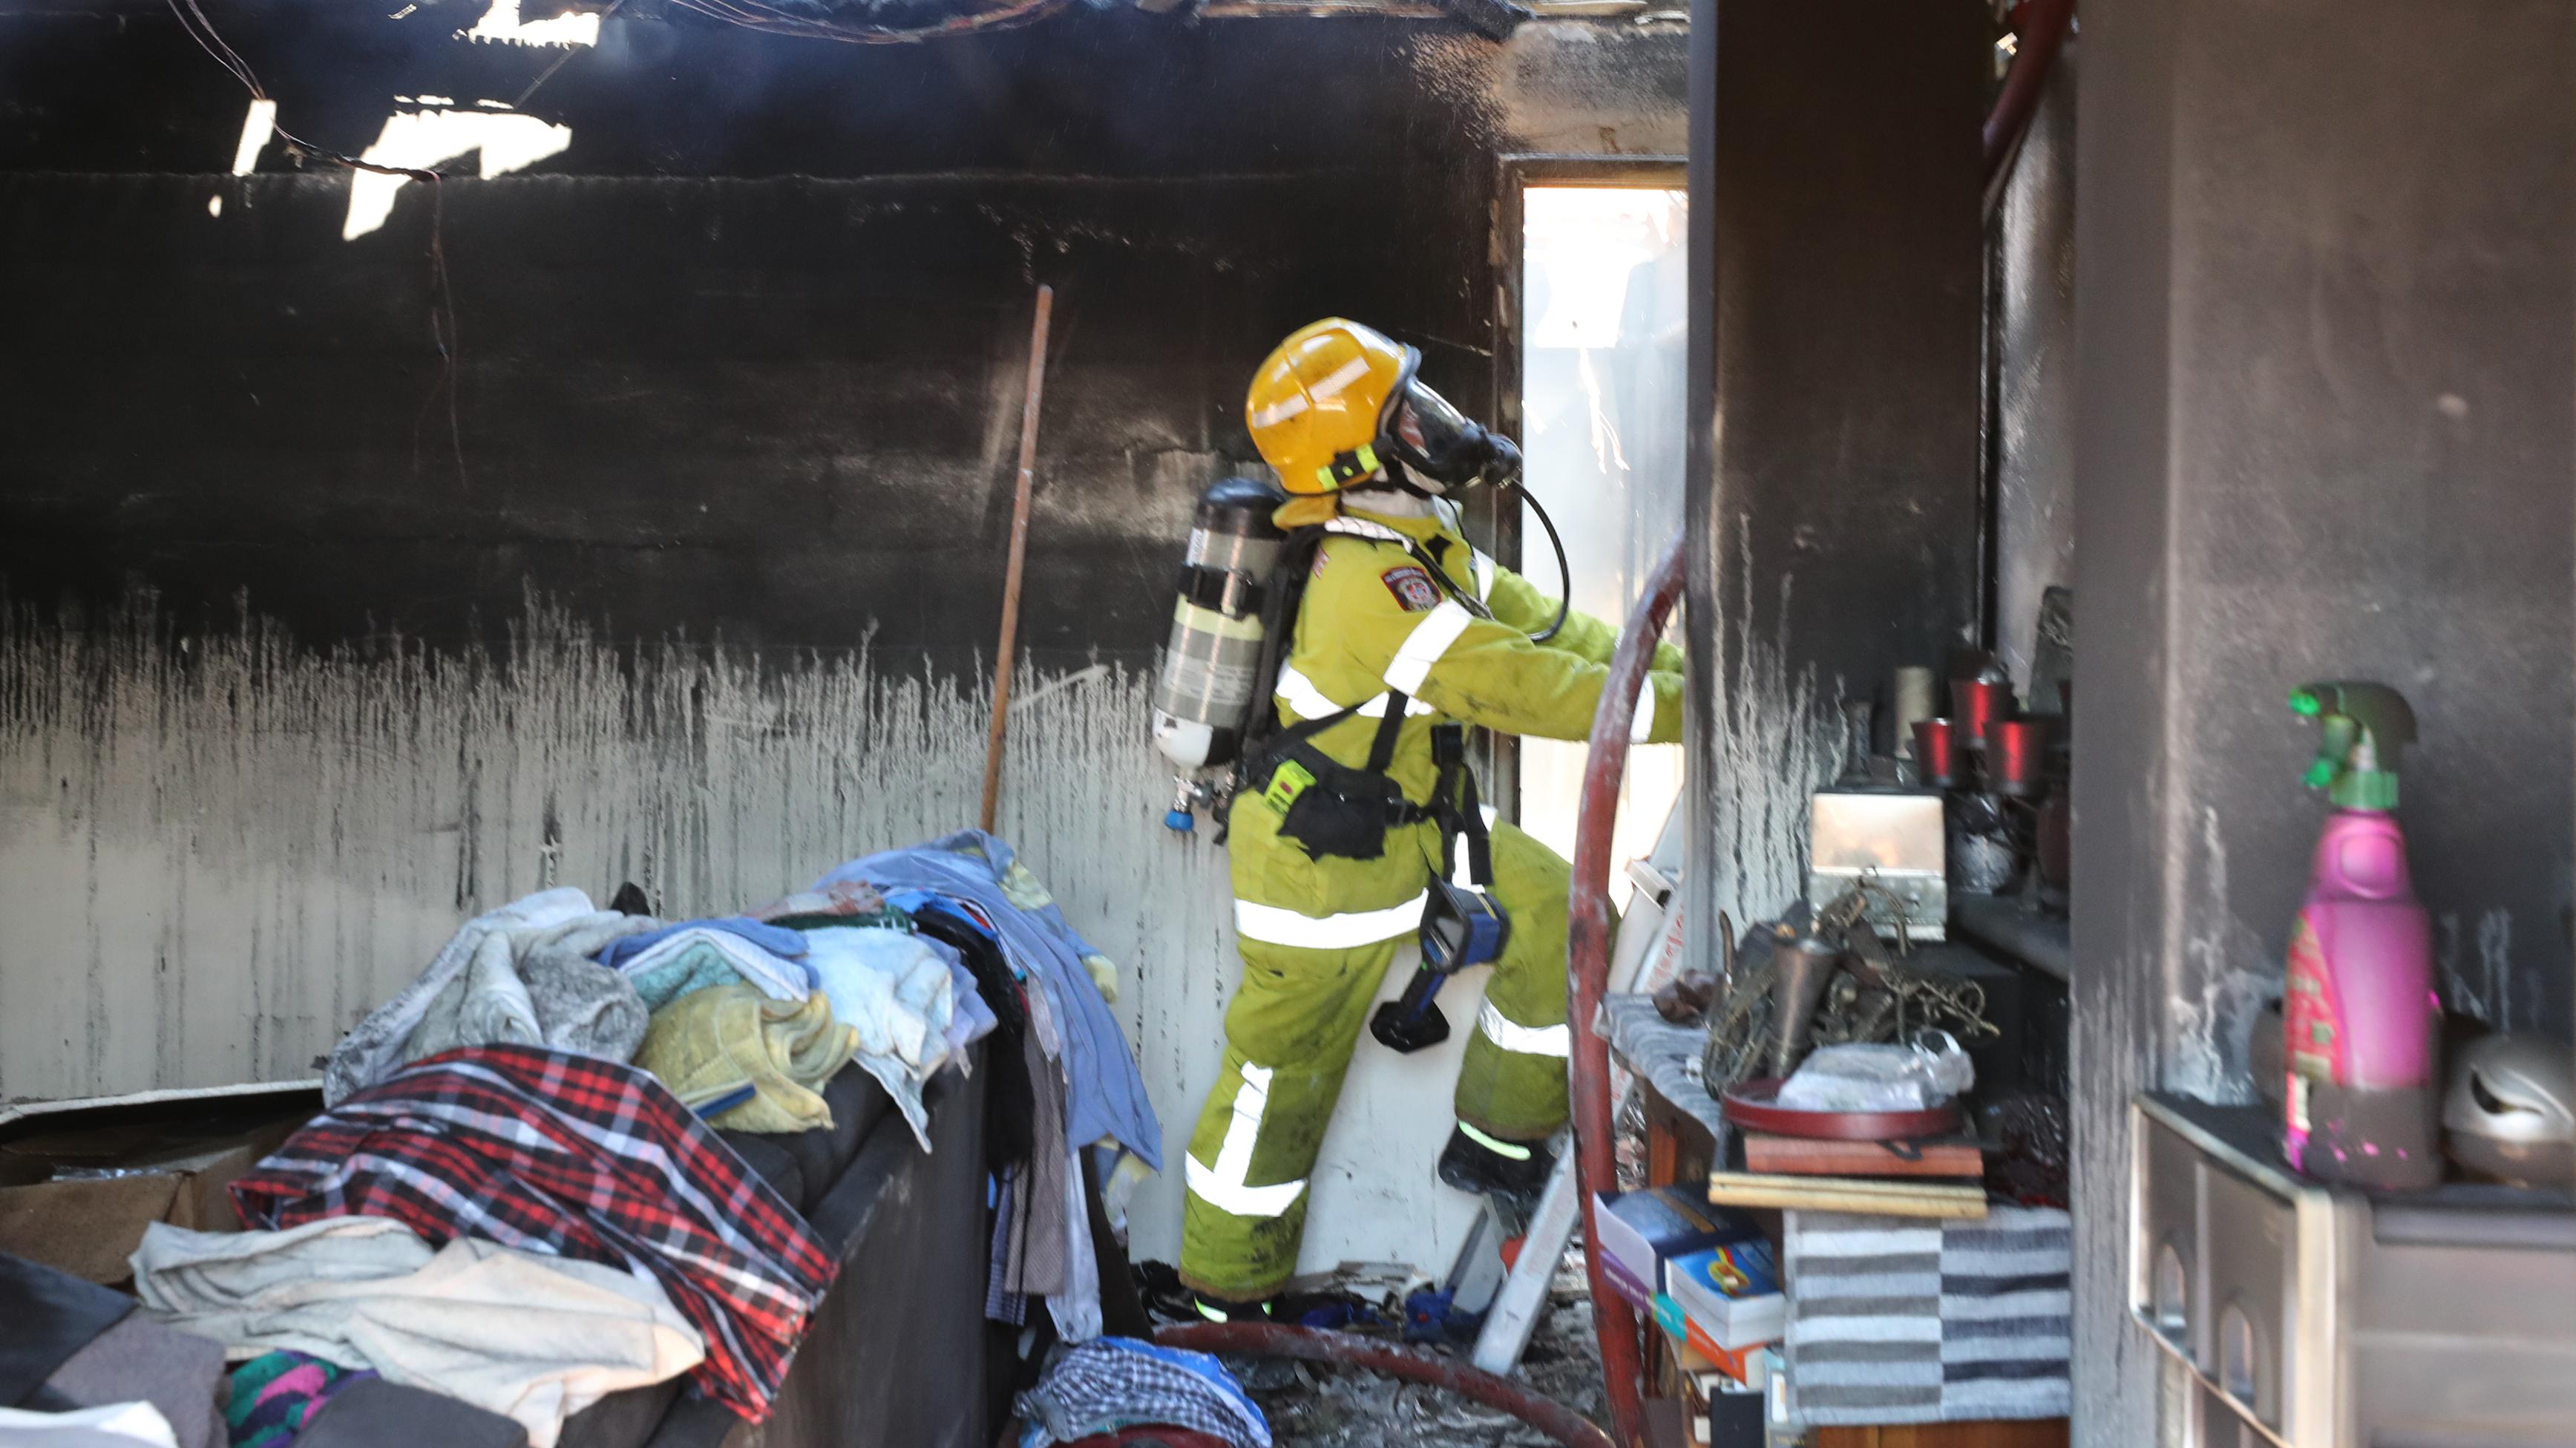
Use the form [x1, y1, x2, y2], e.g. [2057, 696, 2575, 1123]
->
[1951, 894, 2069, 981]
[2140, 1092, 2576, 1229]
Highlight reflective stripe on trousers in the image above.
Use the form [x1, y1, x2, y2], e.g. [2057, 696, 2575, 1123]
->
[1477, 999, 1571, 1058]
[1184, 1062, 1306, 1218]
[1233, 894, 1427, 950]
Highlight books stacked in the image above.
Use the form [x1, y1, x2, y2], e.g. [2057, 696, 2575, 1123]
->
[1665, 1238, 1785, 1353]
[1594, 1188, 1783, 1446]
[1706, 1133, 1993, 1220]
[1592, 1186, 1762, 1314]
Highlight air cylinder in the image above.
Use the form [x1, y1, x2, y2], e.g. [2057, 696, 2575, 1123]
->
[1151, 476, 1288, 771]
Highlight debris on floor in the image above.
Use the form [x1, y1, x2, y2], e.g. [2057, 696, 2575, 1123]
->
[1222, 1247, 1606, 1448]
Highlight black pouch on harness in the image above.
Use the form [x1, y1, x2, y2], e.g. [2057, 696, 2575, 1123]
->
[1244, 692, 1421, 863]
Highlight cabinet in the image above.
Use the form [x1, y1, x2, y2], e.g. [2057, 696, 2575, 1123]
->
[2131, 1092, 2576, 1447]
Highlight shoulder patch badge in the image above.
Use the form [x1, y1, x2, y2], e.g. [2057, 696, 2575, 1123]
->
[1380, 565, 1441, 613]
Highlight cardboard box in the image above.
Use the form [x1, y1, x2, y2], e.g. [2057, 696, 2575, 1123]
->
[0, 1083, 315, 1284]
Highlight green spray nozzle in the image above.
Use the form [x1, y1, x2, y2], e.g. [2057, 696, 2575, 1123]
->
[2288, 681, 2415, 810]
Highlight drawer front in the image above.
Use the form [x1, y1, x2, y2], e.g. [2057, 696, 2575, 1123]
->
[2136, 1116, 2212, 1370]
[2201, 1164, 2295, 1433]
[2355, 1236, 2576, 1442]
[2195, 1378, 2266, 1448]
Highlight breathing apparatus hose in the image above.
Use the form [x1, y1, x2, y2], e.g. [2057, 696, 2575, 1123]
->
[1515, 485, 1574, 644]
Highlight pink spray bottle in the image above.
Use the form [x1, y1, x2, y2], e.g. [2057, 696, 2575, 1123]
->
[2281, 681, 2442, 1190]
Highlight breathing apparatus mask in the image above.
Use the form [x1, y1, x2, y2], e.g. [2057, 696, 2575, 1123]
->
[1355, 368, 1568, 646]
[1385, 377, 1524, 492]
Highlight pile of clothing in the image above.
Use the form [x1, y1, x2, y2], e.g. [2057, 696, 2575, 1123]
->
[0, 1248, 540, 1448]
[4, 829, 1158, 1447]
[86, 1044, 830, 1446]
[321, 874, 994, 1154]
[810, 832, 1162, 1342]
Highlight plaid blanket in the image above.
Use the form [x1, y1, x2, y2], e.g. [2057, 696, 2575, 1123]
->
[231, 1045, 836, 1421]
[1017, 1339, 1271, 1448]
[1782, 1207, 2071, 1426]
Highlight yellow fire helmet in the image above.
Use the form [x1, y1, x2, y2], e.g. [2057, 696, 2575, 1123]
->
[1243, 318, 1418, 497]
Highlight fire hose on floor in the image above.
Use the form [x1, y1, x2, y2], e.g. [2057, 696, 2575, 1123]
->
[1156, 1323, 1616, 1448]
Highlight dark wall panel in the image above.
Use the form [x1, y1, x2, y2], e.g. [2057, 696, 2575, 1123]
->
[2070, 2, 2576, 1442]
[0, 5, 1686, 670]
[1692, 0, 1987, 697]
[1678, 0, 1987, 984]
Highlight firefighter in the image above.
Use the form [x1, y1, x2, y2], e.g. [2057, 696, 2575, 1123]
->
[1179, 318, 1685, 1318]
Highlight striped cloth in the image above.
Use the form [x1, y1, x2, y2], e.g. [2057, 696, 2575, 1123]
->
[1781, 1206, 2071, 1425]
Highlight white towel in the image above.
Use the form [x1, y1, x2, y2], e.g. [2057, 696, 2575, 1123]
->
[131, 1217, 704, 1448]
[0, 1403, 180, 1448]
[799, 928, 960, 1149]
[614, 927, 810, 1002]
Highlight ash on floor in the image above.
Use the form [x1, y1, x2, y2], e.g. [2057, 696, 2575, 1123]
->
[1225, 1248, 1607, 1448]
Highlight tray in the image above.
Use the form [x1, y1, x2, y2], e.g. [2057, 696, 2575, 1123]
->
[1720, 1077, 1962, 1141]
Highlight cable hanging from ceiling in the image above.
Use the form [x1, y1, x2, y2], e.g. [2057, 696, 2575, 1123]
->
[658, 0, 1083, 44]
[164, 0, 471, 490]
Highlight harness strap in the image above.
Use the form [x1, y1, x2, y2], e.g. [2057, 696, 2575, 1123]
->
[1239, 514, 1495, 877]
[1365, 691, 1408, 773]
[1427, 723, 1492, 890]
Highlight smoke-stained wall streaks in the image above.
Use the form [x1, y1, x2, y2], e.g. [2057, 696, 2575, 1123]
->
[0, 5, 1702, 1280]
[0, 589, 1563, 1274]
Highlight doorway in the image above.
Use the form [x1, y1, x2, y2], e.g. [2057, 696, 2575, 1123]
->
[1508, 176, 1689, 897]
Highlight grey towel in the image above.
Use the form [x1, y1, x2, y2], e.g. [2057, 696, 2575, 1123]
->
[327, 891, 656, 1104]
[41, 1315, 228, 1448]
[327, 890, 597, 1104]
[404, 913, 652, 1066]
[1004, 1031, 1070, 1297]
[296, 1379, 529, 1448]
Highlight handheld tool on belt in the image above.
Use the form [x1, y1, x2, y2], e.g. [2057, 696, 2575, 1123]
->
[1370, 723, 1511, 1054]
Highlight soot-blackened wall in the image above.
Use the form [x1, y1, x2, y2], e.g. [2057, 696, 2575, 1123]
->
[1677, 0, 1989, 972]
[2068, 3, 2576, 1441]
[0, 3, 1685, 671]
[0, 1, 1684, 1287]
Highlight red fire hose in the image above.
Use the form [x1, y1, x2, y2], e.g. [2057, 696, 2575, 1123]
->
[1157, 1323, 1615, 1448]
[1569, 531, 1689, 1448]
[1984, 0, 2075, 194]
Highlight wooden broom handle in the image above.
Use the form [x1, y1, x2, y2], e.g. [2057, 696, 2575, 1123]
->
[980, 284, 1055, 835]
